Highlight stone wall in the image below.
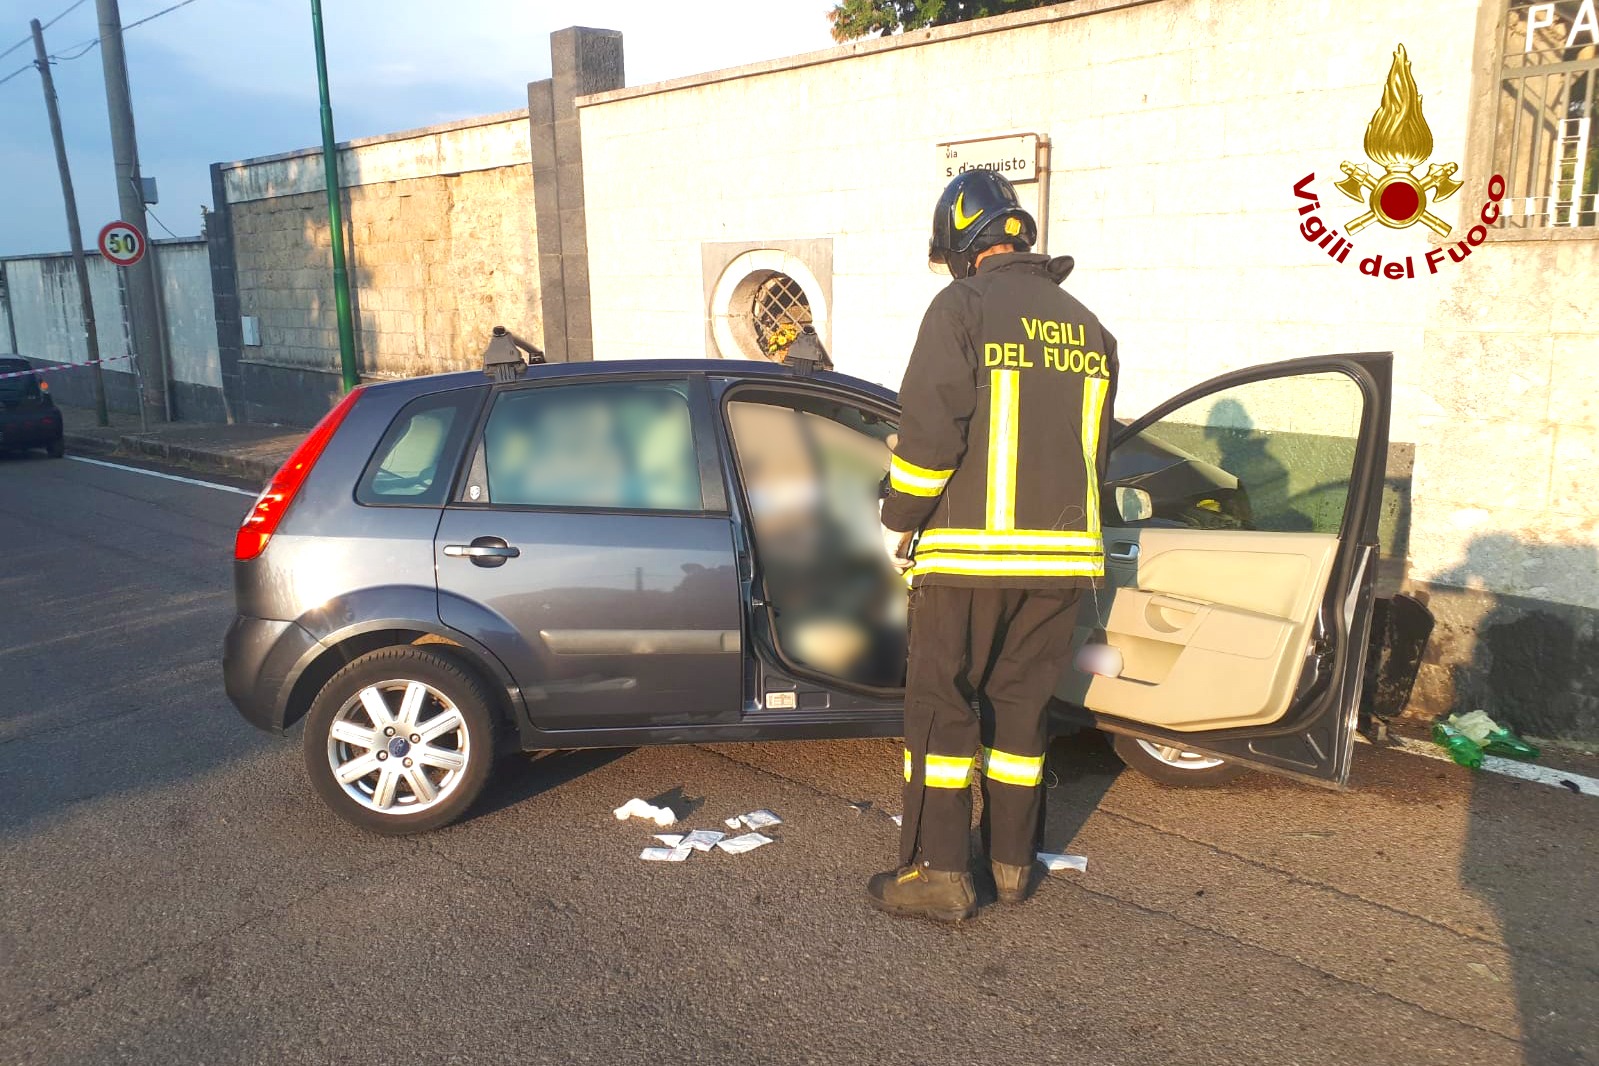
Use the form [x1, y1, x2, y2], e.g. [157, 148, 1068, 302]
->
[575, 0, 1599, 737]
[213, 112, 539, 425]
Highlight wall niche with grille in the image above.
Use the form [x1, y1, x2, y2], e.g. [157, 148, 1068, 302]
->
[701, 240, 833, 363]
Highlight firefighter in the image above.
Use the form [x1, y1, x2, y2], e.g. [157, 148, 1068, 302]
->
[868, 170, 1118, 922]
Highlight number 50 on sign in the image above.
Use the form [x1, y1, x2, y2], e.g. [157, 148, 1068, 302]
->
[97, 221, 146, 267]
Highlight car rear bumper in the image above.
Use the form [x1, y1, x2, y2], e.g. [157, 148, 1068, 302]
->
[223, 615, 323, 733]
[0, 408, 62, 446]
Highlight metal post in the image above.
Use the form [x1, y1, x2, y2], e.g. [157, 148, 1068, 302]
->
[311, 0, 358, 393]
[94, 0, 170, 424]
[1036, 137, 1052, 256]
[32, 18, 109, 427]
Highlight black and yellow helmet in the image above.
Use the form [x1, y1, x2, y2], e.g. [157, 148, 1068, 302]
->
[929, 170, 1037, 279]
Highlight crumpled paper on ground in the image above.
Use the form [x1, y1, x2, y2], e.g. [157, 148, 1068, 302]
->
[1037, 852, 1087, 872]
[716, 832, 773, 854]
[640, 846, 692, 862]
[725, 809, 782, 831]
[614, 798, 677, 826]
[681, 829, 725, 852]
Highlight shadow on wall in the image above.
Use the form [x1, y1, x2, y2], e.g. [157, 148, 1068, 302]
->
[1203, 397, 1315, 532]
[1154, 397, 1415, 590]
[1429, 534, 1599, 742]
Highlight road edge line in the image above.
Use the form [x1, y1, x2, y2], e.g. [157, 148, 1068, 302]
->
[66, 455, 256, 497]
[1373, 733, 1599, 796]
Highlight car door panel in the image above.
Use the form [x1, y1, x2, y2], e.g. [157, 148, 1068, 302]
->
[436, 509, 743, 729]
[1061, 529, 1338, 731]
[1059, 352, 1393, 787]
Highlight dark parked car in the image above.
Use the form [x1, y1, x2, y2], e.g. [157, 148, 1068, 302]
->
[224, 348, 1393, 833]
[0, 359, 64, 458]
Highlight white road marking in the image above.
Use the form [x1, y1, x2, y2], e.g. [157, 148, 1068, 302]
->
[1370, 733, 1599, 796]
[66, 455, 256, 497]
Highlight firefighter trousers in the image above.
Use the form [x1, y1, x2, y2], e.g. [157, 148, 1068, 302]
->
[898, 584, 1082, 872]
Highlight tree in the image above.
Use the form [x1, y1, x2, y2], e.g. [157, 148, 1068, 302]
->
[828, 0, 1065, 41]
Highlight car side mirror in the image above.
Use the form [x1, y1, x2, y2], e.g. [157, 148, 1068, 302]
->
[1115, 485, 1153, 524]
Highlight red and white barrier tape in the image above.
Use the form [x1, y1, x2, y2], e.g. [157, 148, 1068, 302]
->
[0, 355, 134, 381]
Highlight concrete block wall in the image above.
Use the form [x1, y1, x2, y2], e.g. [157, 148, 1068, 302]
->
[215, 112, 539, 425]
[0, 240, 223, 420]
[529, 27, 625, 362]
[576, 0, 1599, 736]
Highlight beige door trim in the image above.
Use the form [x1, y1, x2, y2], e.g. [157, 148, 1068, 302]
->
[1058, 528, 1338, 732]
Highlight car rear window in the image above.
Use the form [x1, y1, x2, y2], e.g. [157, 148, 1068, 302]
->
[0, 360, 37, 401]
[356, 388, 483, 506]
[472, 379, 702, 511]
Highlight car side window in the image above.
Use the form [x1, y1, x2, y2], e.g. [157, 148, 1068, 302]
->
[1112, 371, 1364, 534]
[356, 388, 482, 507]
[473, 379, 702, 511]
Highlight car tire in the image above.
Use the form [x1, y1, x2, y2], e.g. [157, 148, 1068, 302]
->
[1110, 732, 1249, 788]
[46, 436, 65, 458]
[303, 646, 499, 835]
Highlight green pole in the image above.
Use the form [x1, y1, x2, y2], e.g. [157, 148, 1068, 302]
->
[311, 0, 358, 393]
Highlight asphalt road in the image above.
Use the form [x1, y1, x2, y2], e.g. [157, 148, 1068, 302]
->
[2, 451, 1596, 1066]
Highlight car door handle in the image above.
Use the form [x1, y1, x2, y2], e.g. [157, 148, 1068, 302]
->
[445, 544, 520, 558]
[1148, 593, 1204, 614]
[1108, 542, 1139, 563]
[444, 538, 520, 567]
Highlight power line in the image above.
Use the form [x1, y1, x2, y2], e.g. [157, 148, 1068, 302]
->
[0, 61, 33, 87]
[42, 0, 91, 30]
[50, 35, 101, 60]
[0, 0, 91, 63]
[47, 0, 204, 64]
[145, 204, 179, 239]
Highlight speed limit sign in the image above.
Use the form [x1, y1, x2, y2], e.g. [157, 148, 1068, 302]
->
[97, 221, 146, 267]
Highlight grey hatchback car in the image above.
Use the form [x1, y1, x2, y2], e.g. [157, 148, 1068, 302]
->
[225, 347, 1394, 834]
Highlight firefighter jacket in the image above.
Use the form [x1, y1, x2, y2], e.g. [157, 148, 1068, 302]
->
[881, 252, 1118, 589]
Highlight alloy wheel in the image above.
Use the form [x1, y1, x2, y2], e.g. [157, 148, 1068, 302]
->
[1134, 739, 1226, 772]
[326, 679, 470, 814]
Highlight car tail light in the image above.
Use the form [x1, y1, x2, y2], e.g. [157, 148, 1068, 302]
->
[234, 387, 365, 561]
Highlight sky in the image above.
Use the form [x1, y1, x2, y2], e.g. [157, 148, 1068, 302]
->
[0, 0, 840, 256]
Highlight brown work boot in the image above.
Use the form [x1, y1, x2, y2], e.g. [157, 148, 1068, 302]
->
[866, 863, 977, 922]
[991, 860, 1044, 904]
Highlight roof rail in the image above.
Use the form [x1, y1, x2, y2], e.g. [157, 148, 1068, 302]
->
[784, 326, 833, 377]
[482, 326, 546, 381]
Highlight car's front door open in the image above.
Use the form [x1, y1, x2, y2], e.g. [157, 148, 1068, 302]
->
[1056, 353, 1393, 786]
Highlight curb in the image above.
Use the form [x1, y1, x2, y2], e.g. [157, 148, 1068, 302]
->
[64, 430, 279, 483]
[61, 431, 118, 456]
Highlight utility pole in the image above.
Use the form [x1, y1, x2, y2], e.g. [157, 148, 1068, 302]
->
[94, 0, 169, 424]
[31, 18, 108, 426]
[311, 0, 358, 393]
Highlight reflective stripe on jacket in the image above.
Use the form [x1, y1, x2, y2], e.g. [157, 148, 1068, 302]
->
[881, 253, 1119, 589]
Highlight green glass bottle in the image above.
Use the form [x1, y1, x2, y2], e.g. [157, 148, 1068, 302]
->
[1483, 727, 1539, 760]
[1432, 721, 1484, 769]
